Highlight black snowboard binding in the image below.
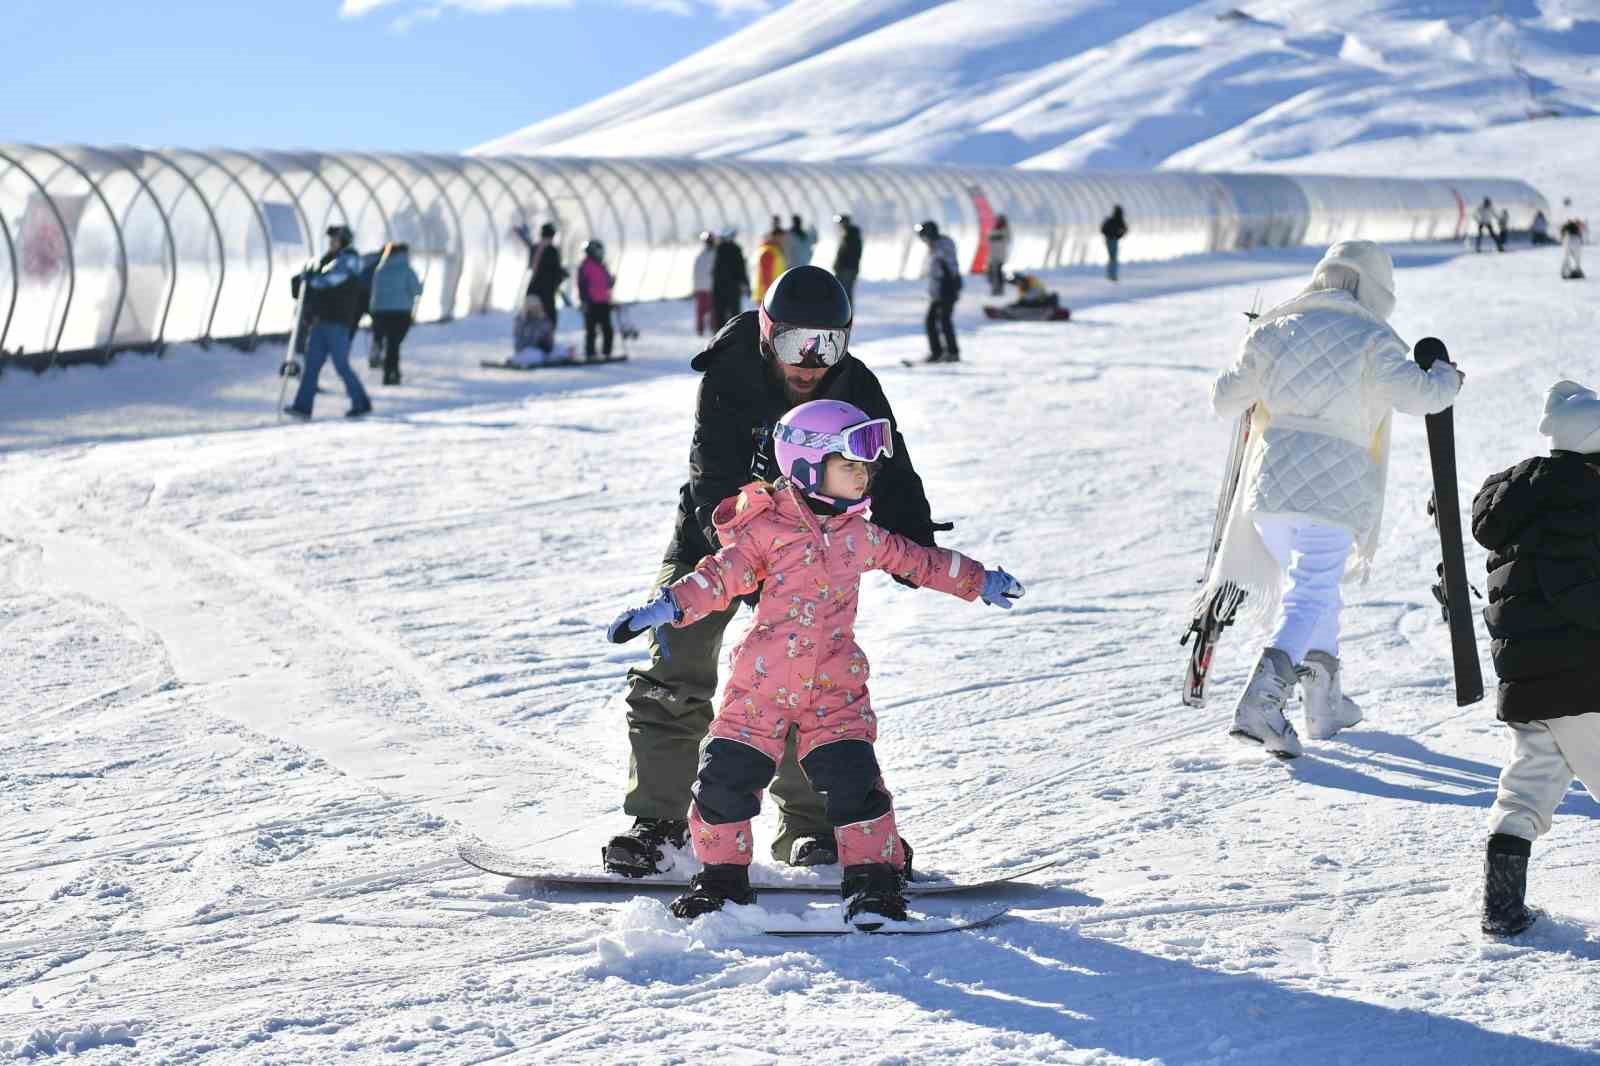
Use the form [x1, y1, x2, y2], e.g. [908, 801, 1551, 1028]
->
[669, 863, 756, 919]
[1482, 833, 1538, 937]
[601, 817, 688, 878]
[842, 862, 910, 928]
[788, 835, 839, 867]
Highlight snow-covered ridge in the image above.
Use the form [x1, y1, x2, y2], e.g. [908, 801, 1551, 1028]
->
[474, 0, 1600, 175]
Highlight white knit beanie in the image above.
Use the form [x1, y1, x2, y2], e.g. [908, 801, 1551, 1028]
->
[1539, 380, 1600, 453]
[1313, 240, 1396, 321]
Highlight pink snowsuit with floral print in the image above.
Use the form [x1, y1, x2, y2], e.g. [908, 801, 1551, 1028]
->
[665, 479, 987, 870]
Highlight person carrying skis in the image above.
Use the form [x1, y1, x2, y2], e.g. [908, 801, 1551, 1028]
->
[1101, 206, 1128, 282]
[916, 220, 961, 363]
[1475, 197, 1504, 253]
[832, 213, 863, 308]
[755, 225, 788, 305]
[512, 221, 569, 331]
[1559, 217, 1585, 279]
[711, 228, 750, 329]
[985, 214, 1011, 296]
[693, 231, 717, 336]
[1469, 380, 1600, 935]
[368, 241, 422, 386]
[607, 399, 1024, 924]
[604, 265, 947, 879]
[1204, 240, 1462, 757]
[284, 229, 372, 420]
[576, 240, 615, 361]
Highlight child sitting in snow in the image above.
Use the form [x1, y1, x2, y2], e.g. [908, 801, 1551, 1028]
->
[606, 399, 1024, 926]
[1471, 380, 1600, 936]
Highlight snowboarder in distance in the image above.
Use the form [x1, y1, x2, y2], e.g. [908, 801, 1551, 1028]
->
[755, 224, 788, 305]
[985, 214, 1011, 296]
[1101, 205, 1128, 282]
[1006, 271, 1059, 310]
[692, 231, 717, 336]
[1470, 380, 1600, 936]
[1530, 210, 1553, 246]
[511, 221, 569, 332]
[1204, 240, 1462, 758]
[1475, 197, 1505, 253]
[576, 240, 615, 361]
[607, 399, 1024, 924]
[603, 266, 950, 881]
[1559, 218, 1585, 279]
[832, 213, 863, 308]
[283, 226, 372, 420]
[783, 214, 815, 268]
[916, 220, 961, 363]
[368, 241, 422, 386]
[711, 228, 750, 330]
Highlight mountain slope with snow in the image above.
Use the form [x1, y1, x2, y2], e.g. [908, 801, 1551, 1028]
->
[476, 0, 1600, 173]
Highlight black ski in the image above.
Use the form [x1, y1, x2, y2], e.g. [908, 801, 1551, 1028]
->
[1413, 337, 1484, 706]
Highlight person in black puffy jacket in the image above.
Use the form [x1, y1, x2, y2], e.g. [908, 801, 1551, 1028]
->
[1470, 379, 1600, 936]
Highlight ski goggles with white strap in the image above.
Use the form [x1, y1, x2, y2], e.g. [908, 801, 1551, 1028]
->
[773, 417, 894, 463]
[766, 323, 851, 368]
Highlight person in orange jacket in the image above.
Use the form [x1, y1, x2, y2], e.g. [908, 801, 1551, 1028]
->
[755, 226, 788, 305]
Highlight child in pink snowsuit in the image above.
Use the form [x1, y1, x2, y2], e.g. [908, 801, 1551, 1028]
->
[608, 399, 1024, 924]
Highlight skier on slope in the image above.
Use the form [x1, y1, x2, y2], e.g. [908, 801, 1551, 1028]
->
[1204, 240, 1462, 758]
[916, 220, 962, 363]
[1559, 217, 1585, 279]
[283, 227, 373, 420]
[711, 228, 750, 330]
[985, 214, 1011, 296]
[1475, 197, 1504, 253]
[1470, 381, 1600, 936]
[692, 231, 717, 335]
[832, 214, 863, 308]
[604, 266, 947, 878]
[607, 399, 1024, 923]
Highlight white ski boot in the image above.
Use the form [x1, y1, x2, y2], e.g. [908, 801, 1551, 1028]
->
[1228, 648, 1303, 758]
[1298, 650, 1363, 740]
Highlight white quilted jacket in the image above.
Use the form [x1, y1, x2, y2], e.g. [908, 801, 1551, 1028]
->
[1212, 288, 1460, 539]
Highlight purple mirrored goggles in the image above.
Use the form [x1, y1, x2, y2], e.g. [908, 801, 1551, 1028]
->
[774, 417, 894, 464]
[768, 323, 850, 368]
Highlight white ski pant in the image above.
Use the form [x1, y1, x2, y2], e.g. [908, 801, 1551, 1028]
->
[1562, 236, 1583, 275]
[1488, 715, 1600, 842]
[1254, 517, 1354, 664]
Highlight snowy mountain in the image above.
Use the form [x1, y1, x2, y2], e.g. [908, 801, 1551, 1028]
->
[474, 0, 1600, 173]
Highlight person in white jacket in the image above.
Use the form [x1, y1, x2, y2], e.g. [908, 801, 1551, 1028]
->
[1206, 240, 1464, 757]
[692, 231, 717, 335]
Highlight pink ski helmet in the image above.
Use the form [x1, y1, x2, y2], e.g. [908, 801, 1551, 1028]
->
[772, 399, 894, 514]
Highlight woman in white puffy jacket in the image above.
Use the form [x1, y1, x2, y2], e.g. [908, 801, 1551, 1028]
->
[1206, 240, 1463, 757]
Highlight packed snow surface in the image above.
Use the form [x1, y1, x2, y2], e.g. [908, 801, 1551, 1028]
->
[476, 0, 1600, 177]
[4, 240, 1599, 1063]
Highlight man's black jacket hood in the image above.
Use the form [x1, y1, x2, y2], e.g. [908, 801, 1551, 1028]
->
[670, 311, 936, 565]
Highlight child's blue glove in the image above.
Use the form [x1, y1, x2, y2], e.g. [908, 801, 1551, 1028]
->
[980, 568, 1025, 609]
[607, 590, 682, 645]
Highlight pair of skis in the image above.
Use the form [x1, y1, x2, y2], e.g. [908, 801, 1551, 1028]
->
[1182, 332, 1482, 708]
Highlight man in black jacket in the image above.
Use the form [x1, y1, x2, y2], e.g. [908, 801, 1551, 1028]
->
[607, 265, 941, 877]
[1471, 379, 1600, 935]
[710, 229, 750, 331]
[832, 213, 863, 307]
[512, 221, 568, 332]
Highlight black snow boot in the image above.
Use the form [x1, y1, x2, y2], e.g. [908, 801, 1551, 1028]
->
[669, 863, 756, 919]
[601, 817, 689, 878]
[1482, 833, 1538, 937]
[842, 862, 909, 927]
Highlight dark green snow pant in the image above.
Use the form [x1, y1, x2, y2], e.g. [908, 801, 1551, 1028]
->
[624, 556, 831, 863]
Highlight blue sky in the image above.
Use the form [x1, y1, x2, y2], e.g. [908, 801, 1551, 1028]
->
[10, 0, 769, 152]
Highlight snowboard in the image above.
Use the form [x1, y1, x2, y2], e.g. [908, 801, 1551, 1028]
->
[276, 260, 315, 420]
[457, 843, 1056, 897]
[983, 304, 1071, 322]
[1414, 337, 1484, 706]
[765, 908, 1010, 937]
[481, 353, 627, 371]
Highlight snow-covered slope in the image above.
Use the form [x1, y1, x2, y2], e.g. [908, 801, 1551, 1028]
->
[474, 0, 1600, 173]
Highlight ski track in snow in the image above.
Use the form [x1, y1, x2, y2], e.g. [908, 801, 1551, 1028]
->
[2, 244, 1598, 1063]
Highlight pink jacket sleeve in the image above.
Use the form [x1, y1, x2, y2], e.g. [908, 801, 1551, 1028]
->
[667, 538, 766, 626]
[869, 528, 986, 601]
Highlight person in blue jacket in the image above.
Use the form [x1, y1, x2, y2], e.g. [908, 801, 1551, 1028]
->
[285, 231, 372, 419]
[369, 242, 422, 386]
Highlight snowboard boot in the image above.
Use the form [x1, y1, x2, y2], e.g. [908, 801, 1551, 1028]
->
[1228, 647, 1303, 758]
[601, 817, 689, 878]
[842, 862, 909, 927]
[669, 863, 756, 919]
[788, 836, 839, 867]
[1297, 650, 1363, 741]
[1482, 833, 1538, 936]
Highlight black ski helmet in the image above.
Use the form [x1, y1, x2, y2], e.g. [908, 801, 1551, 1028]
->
[540, 222, 557, 239]
[914, 219, 939, 240]
[759, 265, 853, 366]
[583, 239, 605, 258]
